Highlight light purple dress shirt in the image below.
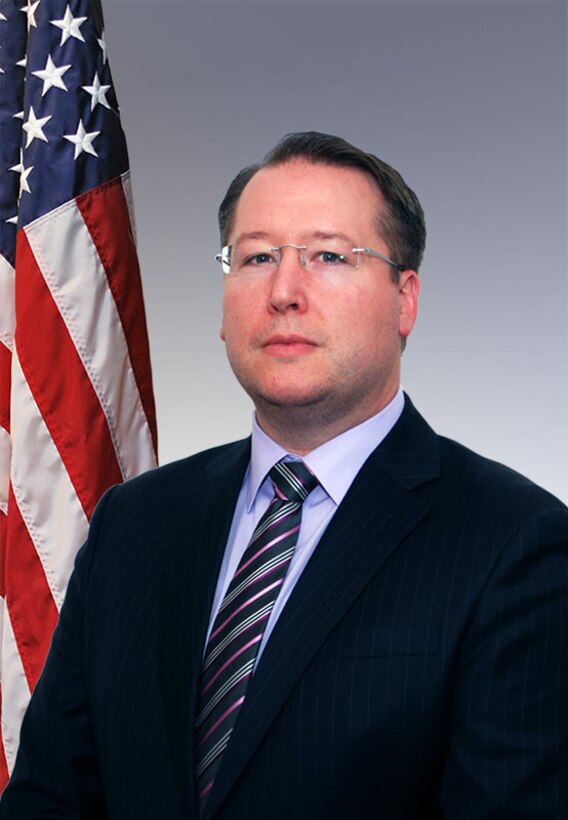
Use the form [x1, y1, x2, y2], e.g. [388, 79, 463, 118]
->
[205, 388, 405, 663]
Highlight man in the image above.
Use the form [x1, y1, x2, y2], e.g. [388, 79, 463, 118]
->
[2, 132, 567, 819]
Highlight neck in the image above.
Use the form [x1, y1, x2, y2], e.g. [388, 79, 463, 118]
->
[254, 389, 399, 455]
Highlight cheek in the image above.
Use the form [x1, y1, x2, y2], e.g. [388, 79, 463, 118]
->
[331, 286, 397, 336]
[334, 293, 400, 362]
[221, 289, 247, 344]
[222, 280, 265, 330]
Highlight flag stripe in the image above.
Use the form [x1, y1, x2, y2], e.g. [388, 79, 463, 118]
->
[24, 194, 156, 481]
[0, 690, 8, 788]
[15, 229, 123, 519]
[9, 354, 89, 608]
[0, 256, 15, 353]
[0, 511, 6, 594]
[0, 255, 15, 448]
[0, 601, 31, 774]
[0, 427, 10, 518]
[4, 486, 58, 692]
[0, 344, 11, 436]
[76, 173, 158, 455]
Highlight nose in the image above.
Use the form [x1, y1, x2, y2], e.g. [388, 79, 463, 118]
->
[267, 245, 309, 314]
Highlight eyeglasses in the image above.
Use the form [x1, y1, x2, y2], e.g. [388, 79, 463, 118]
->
[215, 241, 404, 276]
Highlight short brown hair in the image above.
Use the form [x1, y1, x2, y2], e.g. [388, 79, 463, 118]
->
[218, 131, 426, 281]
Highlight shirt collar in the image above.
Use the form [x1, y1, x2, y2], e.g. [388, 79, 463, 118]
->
[247, 388, 405, 510]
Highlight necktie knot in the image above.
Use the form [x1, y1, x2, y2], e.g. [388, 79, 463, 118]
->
[270, 460, 319, 503]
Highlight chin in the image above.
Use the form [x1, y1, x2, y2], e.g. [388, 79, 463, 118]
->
[261, 392, 326, 410]
[252, 381, 329, 410]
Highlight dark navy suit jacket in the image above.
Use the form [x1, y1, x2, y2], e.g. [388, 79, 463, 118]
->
[2, 397, 568, 818]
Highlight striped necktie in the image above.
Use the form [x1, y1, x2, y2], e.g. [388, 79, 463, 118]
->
[194, 459, 319, 808]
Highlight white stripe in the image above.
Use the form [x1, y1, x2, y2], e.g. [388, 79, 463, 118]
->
[0, 602, 31, 776]
[0, 427, 10, 515]
[24, 199, 156, 480]
[196, 729, 232, 778]
[121, 171, 137, 244]
[252, 500, 296, 541]
[0, 254, 15, 352]
[196, 659, 255, 726]
[219, 548, 295, 612]
[204, 602, 273, 669]
[275, 462, 306, 498]
[10, 352, 89, 609]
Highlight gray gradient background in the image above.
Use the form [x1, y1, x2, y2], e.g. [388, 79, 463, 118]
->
[103, 0, 567, 502]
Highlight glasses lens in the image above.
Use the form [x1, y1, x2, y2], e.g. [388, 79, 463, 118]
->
[219, 240, 362, 276]
[304, 242, 358, 274]
[230, 241, 278, 275]
[216, 246, 232, 275]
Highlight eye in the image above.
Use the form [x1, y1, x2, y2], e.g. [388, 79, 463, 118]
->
[314, 250, 349, 266]
[243, 252, 276, 267]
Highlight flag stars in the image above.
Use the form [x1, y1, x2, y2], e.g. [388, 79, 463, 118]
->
[32, 54, 71, 96]
[97, 32, 107, 64]
[10, 152, 34, 196]
[23, 106, 51, 147]
[64, 120, 100, 159]
[21, 1, 40, 30]
[51, 5, 87, 45]
[82, 73, 111, 111]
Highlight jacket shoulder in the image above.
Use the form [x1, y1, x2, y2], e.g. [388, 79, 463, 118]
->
[120, 437, 249, 489]
[434, 433, 567, 525]
[92, 437, 251, 520]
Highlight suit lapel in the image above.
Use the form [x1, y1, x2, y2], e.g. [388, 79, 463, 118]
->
[204, 398, 440, 817]
[159, 440, 251, 818]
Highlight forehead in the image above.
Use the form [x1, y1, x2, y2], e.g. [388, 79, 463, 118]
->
[230, 160, 384, 243]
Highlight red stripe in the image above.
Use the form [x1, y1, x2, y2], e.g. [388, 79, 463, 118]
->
[0, 509, 6, 598]
[15, 230, 123, 519]
[0, 688, 8, 791]
[76, 179, 158, 456]
[4, 486, 58, 691]
[0, 341, 11, 433]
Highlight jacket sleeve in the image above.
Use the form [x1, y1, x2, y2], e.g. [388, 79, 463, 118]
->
[440, 505, 568, 819]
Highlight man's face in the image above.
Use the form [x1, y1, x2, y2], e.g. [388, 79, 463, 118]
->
[220, 160, 419, 442]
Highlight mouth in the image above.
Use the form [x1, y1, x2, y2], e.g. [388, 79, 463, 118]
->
[261, 334, 318, 358]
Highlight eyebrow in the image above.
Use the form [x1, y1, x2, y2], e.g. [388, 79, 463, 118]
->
[310, 230, 354, 243]
[232, 230, 355, 245]
[232, 231, 270, 244]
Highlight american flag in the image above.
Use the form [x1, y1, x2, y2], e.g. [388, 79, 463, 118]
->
[0, 0, 158, 784]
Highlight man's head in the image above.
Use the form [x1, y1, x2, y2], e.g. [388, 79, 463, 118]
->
[218, 132, 423, 453]
[219, 131, 426, 281]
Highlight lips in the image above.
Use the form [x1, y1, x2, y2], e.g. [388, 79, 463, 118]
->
[261, 334, 318, 357]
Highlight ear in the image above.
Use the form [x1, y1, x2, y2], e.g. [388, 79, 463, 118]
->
[398, 269, 419, 340]
[219, 323, 226, 341]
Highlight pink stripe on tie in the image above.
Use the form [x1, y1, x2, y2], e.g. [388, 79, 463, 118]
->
[209, 580, 284, 642]
[203, 611, 272, 673]
[199, 780, 214, 800]
[199, 695, 246, 746]
[202, 636, 262, 696]
[273, 483, 287, 500]
[234, 525, 300, 579]
[248, 556, 291, 588]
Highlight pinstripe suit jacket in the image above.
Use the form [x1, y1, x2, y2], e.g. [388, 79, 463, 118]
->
[2, 396, 568, 819]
